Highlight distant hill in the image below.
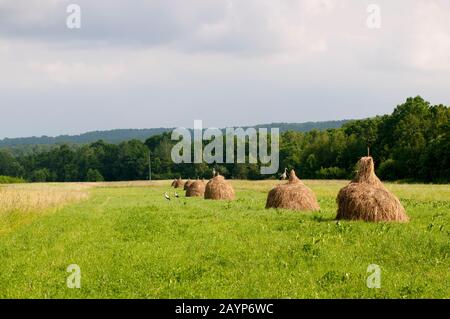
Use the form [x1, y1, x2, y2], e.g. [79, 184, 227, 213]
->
[250, 120, 349, 133]
[0, 120, 349, 148]
[0, 128, 172, 148]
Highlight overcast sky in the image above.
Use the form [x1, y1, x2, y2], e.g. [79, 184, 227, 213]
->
[0, 0, 449, 138]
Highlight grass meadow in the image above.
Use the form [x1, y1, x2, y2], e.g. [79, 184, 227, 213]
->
[0, 180, 448, 298]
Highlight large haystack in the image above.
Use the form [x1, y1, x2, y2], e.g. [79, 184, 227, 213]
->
[204, 174, 235, 200]
[186, 179, 206, 197]
[183, 179, 193, 190]
[266, 170, 320, 211]
[171, 178, 183, 188]
[336, 156, 408, 222]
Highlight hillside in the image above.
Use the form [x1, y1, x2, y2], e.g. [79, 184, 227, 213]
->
[250, 120, 349, 132]
[0, 128, 172, 148]
[0, 120, 349, 148]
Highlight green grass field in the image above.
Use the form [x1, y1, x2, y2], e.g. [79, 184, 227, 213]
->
[0, 180, 449, 298]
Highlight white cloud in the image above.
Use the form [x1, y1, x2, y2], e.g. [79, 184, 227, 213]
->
[407, 1, 450, 71]
[0, 0, 448, 137]
[27, 61, 125, 85]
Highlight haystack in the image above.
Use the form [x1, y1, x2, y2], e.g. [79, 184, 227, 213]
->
[266, 170, 320, 211]
[204, 174, 235, 200]
[171, 177, 183, 188]
[183, 179, 193, 190]
[186, 179, 206, 197]
[336, 156, 408, 222]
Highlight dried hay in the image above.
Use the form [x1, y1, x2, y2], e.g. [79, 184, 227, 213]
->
[186, 179, 206, 197]
[171, 178, 183, 188]
[336, 156, 408, 222]
[183, 179, 193, 190]
[204, 174, 235, 200]
[266, 170, 320, 211]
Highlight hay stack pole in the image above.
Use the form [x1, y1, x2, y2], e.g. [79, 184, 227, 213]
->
[186, 179, 206, 197]
[204, 173, 235, 200]
[336, 156, 408, 222]
[266, 170, 320, 211]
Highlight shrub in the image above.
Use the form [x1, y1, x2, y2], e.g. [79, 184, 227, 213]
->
[316, 167, 347, 179]
[0, 175, 26, 184]
[31, 168, 51, 182]
[86, 169, 104, 182]
[377, 159, 401, 181]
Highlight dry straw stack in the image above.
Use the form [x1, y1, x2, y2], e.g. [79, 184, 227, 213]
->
[183, 179, 193, 190]
[204, 174, 235, 200]
[336, 156, 408, 222]
[171, 177, 183, 188]
[266, 169, 320, 211]
[186, 179, 206, 197]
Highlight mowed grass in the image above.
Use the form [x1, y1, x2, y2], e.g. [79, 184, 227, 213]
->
[0, 180, 448, 298]
[0, 184, 89, 236]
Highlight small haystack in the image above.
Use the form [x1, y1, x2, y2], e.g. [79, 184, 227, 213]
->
[336, 156, 408, 222]
[266, 170, 320, 211]
[171, 177, 183, 189]
[204, 174, 235, 200]
[186, 179, 206, 197]
[183, 179, 193, 190]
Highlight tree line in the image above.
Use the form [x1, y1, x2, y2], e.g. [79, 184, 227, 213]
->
[0, 96, 448, 183]
[0, 121, 349, 148]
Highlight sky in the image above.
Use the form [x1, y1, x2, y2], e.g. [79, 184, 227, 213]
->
[0, 0, 449, 138]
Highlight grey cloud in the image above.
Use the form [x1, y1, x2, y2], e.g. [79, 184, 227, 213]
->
[0, 0, 449, 138]
[0, 0, 237, 50]
[0, 0, 338, 54]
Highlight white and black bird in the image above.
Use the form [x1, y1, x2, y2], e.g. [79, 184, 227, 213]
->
[164, 192, 171, 201]
[175, 192, 179, 198]
[279, 167, 288, 180]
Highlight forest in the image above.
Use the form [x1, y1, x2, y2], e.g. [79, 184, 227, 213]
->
[0, 96, 448, 183]
[0, 121, 347, 148]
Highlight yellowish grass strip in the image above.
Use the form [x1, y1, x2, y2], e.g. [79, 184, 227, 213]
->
[0, 185, 89, 215]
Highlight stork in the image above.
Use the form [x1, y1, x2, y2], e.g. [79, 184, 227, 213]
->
[164, 192, 171, 201]
[279, 167, 288, 180]
[175, 192, 179, 198]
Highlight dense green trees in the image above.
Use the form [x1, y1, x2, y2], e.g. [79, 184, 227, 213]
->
[0, 150, 24, 177]
[278, 97, 449, 182]
[86, 169, 104, 182]
[0, 97, 448, 183]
